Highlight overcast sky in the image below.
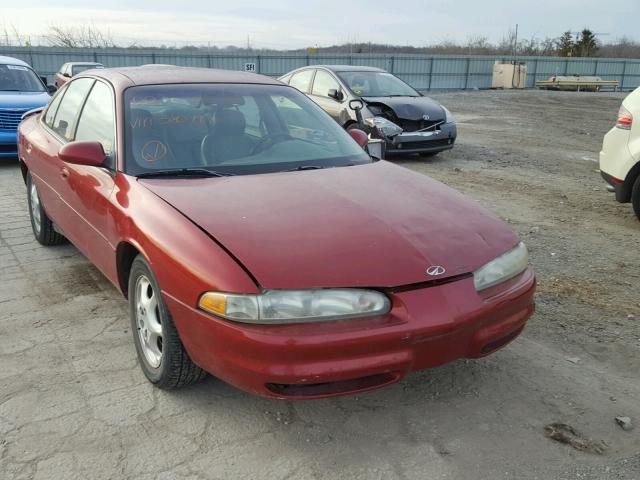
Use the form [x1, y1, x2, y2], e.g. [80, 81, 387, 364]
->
[1, 0, 638, 49]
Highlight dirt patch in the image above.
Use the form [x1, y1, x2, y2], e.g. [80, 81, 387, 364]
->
[544, 423, 608, 455]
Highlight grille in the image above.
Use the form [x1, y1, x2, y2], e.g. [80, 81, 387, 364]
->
[397, 118, 444, 132]
[392, 138, 453, 151]
[0, 109, 27, 131]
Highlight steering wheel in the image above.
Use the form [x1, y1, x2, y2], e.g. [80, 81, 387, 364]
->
[250, 133, 294, 155]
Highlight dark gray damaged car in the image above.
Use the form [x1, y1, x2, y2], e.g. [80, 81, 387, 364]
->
[279, 65, 457, 156]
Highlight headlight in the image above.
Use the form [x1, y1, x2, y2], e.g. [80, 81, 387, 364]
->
[364, 116, 403, 137]
[442, 106, 454, 124]
[198, 289, 391, 324]
[473, 242, 528, 291]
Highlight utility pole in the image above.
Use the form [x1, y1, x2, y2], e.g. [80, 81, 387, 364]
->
[513, 23, 518, 56]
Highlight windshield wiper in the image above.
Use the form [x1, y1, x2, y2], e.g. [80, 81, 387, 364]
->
[136, 168, 232, 179]
[286, 165, 325, 172]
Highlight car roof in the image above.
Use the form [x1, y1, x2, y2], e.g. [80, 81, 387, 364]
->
[314, 65, 386, 73]
[0, 56, 30, 67]
[81, 65, 282, 90]
[69, 62, 103, 66]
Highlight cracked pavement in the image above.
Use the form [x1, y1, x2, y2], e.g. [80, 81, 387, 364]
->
[1, 90, 640, 479]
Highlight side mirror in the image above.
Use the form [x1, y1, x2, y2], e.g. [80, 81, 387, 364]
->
[349, 99, 364, 111]
[348, 128, 368, 148]
[328, 89, 343, 101]
[63, 72, 71, 78]
[47, 84, 57, 94]
[59, 141, 106, 167]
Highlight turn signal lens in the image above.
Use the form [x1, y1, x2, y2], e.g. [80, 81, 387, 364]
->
[198, 292, 226, 316]
[616, 106, 633, 130]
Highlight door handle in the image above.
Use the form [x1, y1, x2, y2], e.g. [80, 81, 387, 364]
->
[61, 167, 69, 179]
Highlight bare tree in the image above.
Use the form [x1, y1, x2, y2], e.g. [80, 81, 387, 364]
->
[46, 24, 117, 48]
[0, 22, 28, 46]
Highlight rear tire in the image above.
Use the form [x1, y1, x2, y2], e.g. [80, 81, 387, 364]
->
[128, 255, 206, 389]
[632, 175, 640, 221]
[26, 172, 65, 246]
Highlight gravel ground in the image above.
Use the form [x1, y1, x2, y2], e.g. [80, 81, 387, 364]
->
[1, 89, 639, 479]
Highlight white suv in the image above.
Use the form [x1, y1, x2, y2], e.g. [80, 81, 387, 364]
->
[600, 87, 640, 220]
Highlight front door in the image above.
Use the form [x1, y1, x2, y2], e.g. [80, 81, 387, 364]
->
[309, 69, 346, 124]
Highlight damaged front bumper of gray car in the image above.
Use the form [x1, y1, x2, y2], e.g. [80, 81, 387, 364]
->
[364, 110, 457, 155]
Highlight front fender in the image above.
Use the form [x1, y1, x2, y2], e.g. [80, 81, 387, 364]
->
[111, 174, 261, 309]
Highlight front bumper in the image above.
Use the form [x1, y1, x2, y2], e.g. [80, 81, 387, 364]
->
[166, 267, 535, 399]
[0, 130, 18, 158]
[386, 122, 457, 154]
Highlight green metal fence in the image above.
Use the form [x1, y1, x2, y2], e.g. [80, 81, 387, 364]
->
[2, 46, 639, 91]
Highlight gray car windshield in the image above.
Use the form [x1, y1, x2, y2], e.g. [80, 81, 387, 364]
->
[0, 64, 45, 92]
[337, 71, 419, 97]
[124, 83, 371, 176]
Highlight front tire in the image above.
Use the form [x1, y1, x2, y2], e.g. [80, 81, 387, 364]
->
[632, 175, 640, 221]
[128, 255, 206, 389]
[26, 172, 65, 245]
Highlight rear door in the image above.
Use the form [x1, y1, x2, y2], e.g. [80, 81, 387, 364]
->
[27, 85, 67, 220]
[39, 77, 95, 249]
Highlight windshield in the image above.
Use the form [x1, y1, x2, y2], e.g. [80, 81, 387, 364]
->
[124, 83, 371, 176]
[337, 71, 419, 97]
[0, 64, 45, 92]
[72, 64, 103, 76]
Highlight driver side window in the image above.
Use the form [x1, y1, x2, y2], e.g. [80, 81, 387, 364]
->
[311, 70, 340, 98]
[75, 81, 116, 164]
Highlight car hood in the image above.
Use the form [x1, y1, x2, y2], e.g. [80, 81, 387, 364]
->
[139, 161, 519, 289]
[362, 96, 445, 121]
[0, 91, 50, 110]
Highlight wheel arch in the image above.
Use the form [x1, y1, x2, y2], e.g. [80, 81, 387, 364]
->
[18, 158, 28, 184]
[116, 240, 146, 298]
[621, 160, 640, 202]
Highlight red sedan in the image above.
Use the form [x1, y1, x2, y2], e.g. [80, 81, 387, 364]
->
[18, 66, 535, 399]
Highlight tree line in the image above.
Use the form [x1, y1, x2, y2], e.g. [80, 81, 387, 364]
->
[2, 25, 640, 59]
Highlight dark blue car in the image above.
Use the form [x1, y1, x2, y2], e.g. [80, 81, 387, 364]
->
[0, 56, 51, 158]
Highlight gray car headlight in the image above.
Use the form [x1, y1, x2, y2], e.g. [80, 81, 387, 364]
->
[364, 116, 403, 137]
[473, 242, 528, 291]
[442, 106, 454, 124]
[199, 289, 391, 324]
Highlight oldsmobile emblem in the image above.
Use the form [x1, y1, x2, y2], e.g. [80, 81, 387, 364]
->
[426, 265, 446, 276]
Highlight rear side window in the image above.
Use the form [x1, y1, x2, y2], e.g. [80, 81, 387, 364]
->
[51, 78, 94, 140]
[43, 86, 67, 127]
[312, 70, 340, 98]
[289, 70, 314, 93]
[75, 81, 115, 157]
[72, 64, 99, 76]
